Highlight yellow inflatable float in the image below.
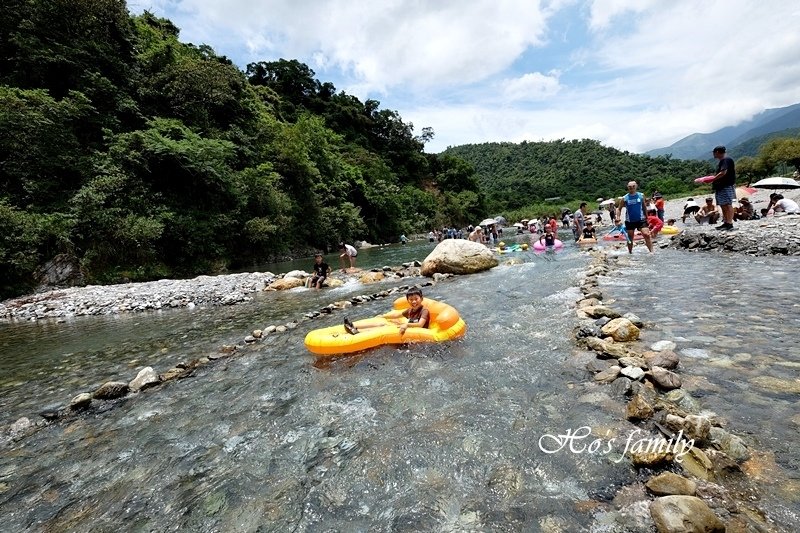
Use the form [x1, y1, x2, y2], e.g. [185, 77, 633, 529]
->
[304, 297, 466, 357]
[661, 225, 679, 235]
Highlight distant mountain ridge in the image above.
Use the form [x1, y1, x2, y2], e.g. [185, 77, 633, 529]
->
[645, 102, 800, 160]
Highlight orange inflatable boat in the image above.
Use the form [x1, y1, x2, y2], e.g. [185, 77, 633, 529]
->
[304, 297, 466, 357]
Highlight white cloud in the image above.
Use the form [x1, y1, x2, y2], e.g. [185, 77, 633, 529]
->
[502, 72, 562, 101]
[140, 0, 800, 155]
[144, 0, 557, 93]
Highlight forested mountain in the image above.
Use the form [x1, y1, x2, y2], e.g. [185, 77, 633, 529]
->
[444, 140, 712, 212]
[645, 103, 800, 160]
[0, 1, 485, 298]
[728, 128, 800, 159]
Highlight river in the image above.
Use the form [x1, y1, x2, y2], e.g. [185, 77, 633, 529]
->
[0, 241, 797, 530]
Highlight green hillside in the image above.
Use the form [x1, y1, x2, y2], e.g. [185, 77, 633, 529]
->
[0, 1, 485, 298]
[443, 140, 713, 212]
[729, 128, 800, 159]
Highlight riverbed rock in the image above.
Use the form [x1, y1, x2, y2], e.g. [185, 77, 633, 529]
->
[663, 389, 701, 413]
[326, 278, 344, 288]
[577, 297, 602, 308]
[622, 312, 644, 328]
[359, 271, 385, 284]
[583, 305, 622, 320]
[128, 367, 160, 392]
[626, 393, 654, 421]
[594, 365, 621, 384]
[644, 350, 680, 370]
[620, 366, 645, 381]
[601, 318, 640, 342]
[749, 376, 800, 394]
[420, 240, 498, 276]
[69, 392, 93, 410]
[649, 496, 724, 533]
[709, 427, 750, 462]
[267, 277, 305, 291]
[645, 472, 697, 497]
[9, 417, 35, 439]
[647, 366, 682, 390]
[93, 381, 129, 400]
[284, 270, 309, 279]
[650, 340, 677, 352]
[619, 356, 648, 369]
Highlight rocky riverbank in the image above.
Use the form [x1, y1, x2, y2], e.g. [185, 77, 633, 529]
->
[665, 215, 800, 256]
[569, 249, 780, 531]
[0, 263, 426, 322]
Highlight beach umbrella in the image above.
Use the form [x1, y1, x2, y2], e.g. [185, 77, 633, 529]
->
[751, 177, 800, 190]
[735, 186, 758, 199]
[599, 199, 616, 206]
[479, 218, 497, 227]
[512, 222, 524, 227]
[494, 215, 507, 225]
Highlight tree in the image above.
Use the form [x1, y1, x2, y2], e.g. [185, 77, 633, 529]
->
[759, 137, 800, 174]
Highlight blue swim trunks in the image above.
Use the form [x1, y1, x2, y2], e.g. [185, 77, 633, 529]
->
[715, 185, 736, 206]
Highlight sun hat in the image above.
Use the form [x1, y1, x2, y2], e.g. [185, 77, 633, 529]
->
[475, 226, 482, 230]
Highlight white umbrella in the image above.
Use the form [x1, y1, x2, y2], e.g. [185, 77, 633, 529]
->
[479, 218, 497, 226]
[513, 222, 524, 227]
[599, 199, 616, 206]
[751, 177, 800, 190]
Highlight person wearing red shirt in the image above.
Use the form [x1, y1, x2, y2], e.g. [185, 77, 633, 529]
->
[647, 209, 664, 236]
[653, 193, 665, 221]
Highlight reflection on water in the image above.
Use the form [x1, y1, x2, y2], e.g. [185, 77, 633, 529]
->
[0, 248, 654, 531]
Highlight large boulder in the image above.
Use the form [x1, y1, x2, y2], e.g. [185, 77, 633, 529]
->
[421, 240, 498, 276]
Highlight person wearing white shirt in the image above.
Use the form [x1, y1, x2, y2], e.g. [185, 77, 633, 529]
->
[681, 198, 700, 223]
[774, 197, 800, 214]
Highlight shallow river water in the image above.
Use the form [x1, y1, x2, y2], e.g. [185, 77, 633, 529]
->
[0, 242, 798, 531]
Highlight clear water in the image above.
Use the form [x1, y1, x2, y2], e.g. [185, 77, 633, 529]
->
[1, 244, 797, 531]
[601, 249, 800, 526]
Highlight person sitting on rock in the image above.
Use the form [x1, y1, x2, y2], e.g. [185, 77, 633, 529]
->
[310, 254, 330, 289]
[681, 198, 700, 223]
[734, 197, 755, 221]
[695, 198, 721, 225]
[344, 287, 429, 335]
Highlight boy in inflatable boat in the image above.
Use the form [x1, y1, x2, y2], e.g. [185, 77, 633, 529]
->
[344, 288, 430, 335]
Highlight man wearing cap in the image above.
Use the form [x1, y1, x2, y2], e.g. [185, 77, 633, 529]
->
[734, 197, 754, 220]
[711, 146, 736, 230]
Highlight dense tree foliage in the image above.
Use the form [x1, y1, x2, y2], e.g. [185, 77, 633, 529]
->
[0, 2, 486, 298]
[444, 140, 714, 213]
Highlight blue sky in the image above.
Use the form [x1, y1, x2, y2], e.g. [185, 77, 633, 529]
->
[135, 0, 800, 153]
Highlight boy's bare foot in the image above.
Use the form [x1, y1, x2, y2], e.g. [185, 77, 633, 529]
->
[343, 316, 359, 335]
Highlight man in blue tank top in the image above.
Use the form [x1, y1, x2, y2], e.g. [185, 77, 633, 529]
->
[615, 181, 654, 254]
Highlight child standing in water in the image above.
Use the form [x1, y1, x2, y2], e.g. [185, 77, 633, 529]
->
[344, 288, 430, 335]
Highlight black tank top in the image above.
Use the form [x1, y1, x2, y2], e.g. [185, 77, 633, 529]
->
[406, 306, 426, 325]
